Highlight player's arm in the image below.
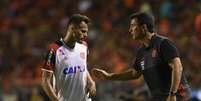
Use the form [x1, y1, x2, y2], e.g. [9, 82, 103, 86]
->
[86, 72, 96, 96]
[168, 57, 183, 94]
[41, 46, 59, 101]
[92, 68, 141, 81]
[160, 39, 182, 101]
[41, 69, 58, 101]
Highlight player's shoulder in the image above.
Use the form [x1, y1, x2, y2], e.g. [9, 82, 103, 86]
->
[156, 35, 177, 50]
[47, 39, 63, 51]
[153, 34, 173, 47]
[157, 35, 174, 45]
[154, 34, 168, 42]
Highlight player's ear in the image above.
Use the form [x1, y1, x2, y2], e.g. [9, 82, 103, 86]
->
[68, 24, 76, 33]
[141, 24, 148, 33]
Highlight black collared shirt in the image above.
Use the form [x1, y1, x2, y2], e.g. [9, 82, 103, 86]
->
[133, 35, 191, 99]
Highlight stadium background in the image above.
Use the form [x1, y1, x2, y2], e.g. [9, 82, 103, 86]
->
[0, 0, 201, 101]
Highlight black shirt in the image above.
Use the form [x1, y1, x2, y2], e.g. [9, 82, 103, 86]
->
[133, 35, 191, 100]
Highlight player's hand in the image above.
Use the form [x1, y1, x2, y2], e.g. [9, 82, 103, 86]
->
[166, 95, 176, 101]
[92, 68, 111, 80]
[88, 81, 96, 97]
[51, 96, 59, 101]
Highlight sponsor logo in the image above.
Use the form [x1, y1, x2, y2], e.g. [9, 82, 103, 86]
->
[63, 65, 85, 75]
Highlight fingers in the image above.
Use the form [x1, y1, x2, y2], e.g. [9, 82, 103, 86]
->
[86, 82, 96, 98]
[91, 68, 108, 80]
[91, 68, 102, 74]
[91, 68, 101, 77]
[89, 86, 96, 97]
[92, 68, 106, 76]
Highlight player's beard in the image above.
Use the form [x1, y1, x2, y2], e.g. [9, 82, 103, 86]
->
[74, 33, 83, 43]
[133, 32, 146, 40]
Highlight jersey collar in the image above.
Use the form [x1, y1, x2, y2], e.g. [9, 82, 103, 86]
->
[60, 38, 76, 49]
[146, 34, 157, 49]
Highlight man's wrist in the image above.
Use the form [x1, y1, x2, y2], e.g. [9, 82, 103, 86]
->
[169, 91, 177, 96]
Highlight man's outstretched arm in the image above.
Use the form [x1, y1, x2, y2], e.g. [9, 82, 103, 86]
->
[92, 68, 141, 81]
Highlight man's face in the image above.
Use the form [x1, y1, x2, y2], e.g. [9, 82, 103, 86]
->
[72, 21, 88, 42]
[129, 18, 144, 40]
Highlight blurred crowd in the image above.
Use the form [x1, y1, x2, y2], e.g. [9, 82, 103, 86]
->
[0, 0, 201, 101]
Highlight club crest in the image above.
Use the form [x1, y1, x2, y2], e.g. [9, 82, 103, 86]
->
[80, 52, 85, 59]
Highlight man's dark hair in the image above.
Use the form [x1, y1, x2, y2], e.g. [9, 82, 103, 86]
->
[130, 12, 155, 33]
[67, 14, 90, 27]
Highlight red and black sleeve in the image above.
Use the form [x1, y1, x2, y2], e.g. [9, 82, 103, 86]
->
[42, 43, 59, 71]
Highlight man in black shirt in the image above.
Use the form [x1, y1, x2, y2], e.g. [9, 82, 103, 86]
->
[92, 12, 191, 101]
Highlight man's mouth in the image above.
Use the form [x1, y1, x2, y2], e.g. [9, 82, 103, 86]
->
[80, 37, 87, 41]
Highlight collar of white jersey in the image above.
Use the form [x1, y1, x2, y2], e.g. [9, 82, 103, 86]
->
[60, 38, 84, 49]
[60, 38, 75, 49]
[60, 38, 87, 49]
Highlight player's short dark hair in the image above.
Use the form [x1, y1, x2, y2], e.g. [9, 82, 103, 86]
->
[67, 14, 90, 27]
[130, 12, 155, 33]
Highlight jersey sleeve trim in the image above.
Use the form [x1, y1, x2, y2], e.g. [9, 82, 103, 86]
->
[41, 68, 54, 73]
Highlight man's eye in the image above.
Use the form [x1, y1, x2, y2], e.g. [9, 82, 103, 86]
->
[81, 30, 87, 33]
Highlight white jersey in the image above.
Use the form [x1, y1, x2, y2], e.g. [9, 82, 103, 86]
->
[42, 39, 91, 101]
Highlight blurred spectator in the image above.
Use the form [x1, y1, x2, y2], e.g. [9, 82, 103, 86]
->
[195, 13, 201, 42]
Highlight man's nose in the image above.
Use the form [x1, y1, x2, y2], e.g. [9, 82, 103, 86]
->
[82, 33, 88, 38]
[83, 33, 88, 37]
[129, 27, 132, 33]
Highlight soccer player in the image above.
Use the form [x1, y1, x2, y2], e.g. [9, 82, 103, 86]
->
[41, 14, 96, 101]
[92, 12, 191, 101]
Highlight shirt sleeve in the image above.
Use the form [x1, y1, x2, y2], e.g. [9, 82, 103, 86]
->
[160, 39, 179, 62]
[42, 43, 59, 72]
[42, 49, 56, 72]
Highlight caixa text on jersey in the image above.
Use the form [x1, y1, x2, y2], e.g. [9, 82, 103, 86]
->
[63, 66, 85, 75]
